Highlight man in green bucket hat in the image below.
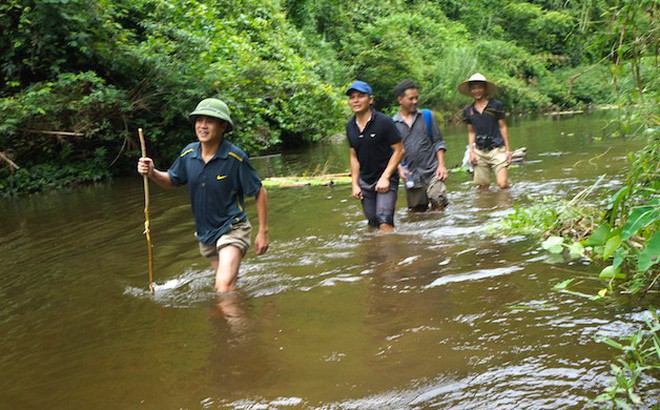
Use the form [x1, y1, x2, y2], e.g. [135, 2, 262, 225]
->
[138, 98, 269, 293]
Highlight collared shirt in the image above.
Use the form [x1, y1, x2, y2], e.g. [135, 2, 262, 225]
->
[462, 99, 506, 148]
[167, 139, 262, 244]
[393, 109, 446, 183]
[346, 108, 402, 185]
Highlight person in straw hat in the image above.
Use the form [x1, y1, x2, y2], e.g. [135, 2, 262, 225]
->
[458, 73, 512, 190]
[137, 98, 269, 294]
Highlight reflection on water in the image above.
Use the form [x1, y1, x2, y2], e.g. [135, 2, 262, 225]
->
[211, 292, 254, 339]
[0, 113, 658, 408]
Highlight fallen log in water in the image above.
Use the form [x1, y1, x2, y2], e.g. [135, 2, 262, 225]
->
[262, 173, 351, 188]
[263, 148, 528, 188]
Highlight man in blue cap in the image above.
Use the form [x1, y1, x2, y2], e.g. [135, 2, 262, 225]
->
[345, 80, 405, 232]
[137, 98, 269, 293]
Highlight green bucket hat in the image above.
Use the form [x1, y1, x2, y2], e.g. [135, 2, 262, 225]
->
[189, 98, 234, 132]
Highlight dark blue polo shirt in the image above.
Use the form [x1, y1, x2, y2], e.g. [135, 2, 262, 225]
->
[346, 108, 402, 185]
[167, 140, 262, 244]
[462, 99, 506, 149]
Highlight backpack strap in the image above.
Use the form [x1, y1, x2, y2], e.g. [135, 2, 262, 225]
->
[394, 110, 434, 144]
[422, 109, 434, 143]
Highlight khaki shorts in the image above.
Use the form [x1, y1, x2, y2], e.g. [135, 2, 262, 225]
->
[473, 146, 508, 186]
[198, 220, 252, 259]
[406, 175, 449, 210]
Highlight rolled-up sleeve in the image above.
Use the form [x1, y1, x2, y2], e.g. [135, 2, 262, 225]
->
[238, 159, 263, 197]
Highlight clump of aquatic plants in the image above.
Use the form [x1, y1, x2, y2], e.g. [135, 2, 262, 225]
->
[532, 140, 658, 408]
[486, 178, 605, 240]
[491, 142, 658, 298]
[487, 139, 658, 407]
[486, 196, 561, 236]
[541, 142, 659, 297]
[593, 309, 660, 409]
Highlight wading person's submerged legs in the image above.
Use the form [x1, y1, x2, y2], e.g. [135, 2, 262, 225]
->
[359, 179, 397, 232]
[214, 246, 243, 292]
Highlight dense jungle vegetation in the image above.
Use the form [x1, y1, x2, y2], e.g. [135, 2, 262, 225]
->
[0, 0, 656, 194]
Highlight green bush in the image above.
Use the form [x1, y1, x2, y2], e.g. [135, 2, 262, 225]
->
[1, 0, 657, 195]
[0, 148, 111, 196]
[502, 3, 574, 56]
[0, 71, 130, 174]
[539, 64, 616, 107]
[492, 76, 552, 112]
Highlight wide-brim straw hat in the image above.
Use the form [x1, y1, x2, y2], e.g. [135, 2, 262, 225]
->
[458, 73, 498, 96]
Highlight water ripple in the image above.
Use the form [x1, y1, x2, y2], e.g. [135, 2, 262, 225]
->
[425, 266, 525, 288]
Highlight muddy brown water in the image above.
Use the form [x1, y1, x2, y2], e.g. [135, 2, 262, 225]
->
[1, 112, 657, 408]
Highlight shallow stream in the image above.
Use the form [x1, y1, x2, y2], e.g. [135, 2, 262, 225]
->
[1, 112, 657, 408]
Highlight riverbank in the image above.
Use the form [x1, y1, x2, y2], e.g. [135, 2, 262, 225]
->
[0, 106, 636, 198]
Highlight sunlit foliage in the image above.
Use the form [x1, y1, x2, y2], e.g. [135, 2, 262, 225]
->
[0, 0, 657, 194]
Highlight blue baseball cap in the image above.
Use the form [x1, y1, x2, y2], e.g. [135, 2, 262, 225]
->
[346, 80, 373, 96]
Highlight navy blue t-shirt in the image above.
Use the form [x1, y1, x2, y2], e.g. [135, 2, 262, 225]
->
[346, 108, 402, 185]
[167, 140, 262, 244]
[462, 99, 506, 149]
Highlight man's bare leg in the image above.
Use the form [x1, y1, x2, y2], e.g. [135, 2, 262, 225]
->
[496, 167, 510, 189]
[212, 245, 243, 293]
[379, 223, 394, 233]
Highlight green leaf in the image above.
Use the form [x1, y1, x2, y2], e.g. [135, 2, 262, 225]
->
[568, 242, 585, 260]
[600, 265, 625, 280]
[542, 235, 564, 252]
[600, 337, 625, 350]
[559, 289, 601, 301]
[583, 223, 612, 246]
[548, 245, 564, 254]
[553, 279, 573, 290]
[544, 253, 565, 264]
[637, 231, 660, 272]
[598, 288, 608, 298]
[593, 393, 611, 402]
[621, 205, 660, 241]
[612, 247, 626, 269]
[608, 185, 630, 212]
[628, 391, 642, 404]
[603, 235, 622, 259]
[614, 398, 632, 410]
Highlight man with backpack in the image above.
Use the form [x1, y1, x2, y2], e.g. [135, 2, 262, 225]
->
[393, 80, 449, 211]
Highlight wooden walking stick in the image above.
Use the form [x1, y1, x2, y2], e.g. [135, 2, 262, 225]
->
[138, 128, 155, 293]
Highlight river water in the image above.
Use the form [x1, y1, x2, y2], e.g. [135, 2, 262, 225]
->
[1, 112, 657, 409]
